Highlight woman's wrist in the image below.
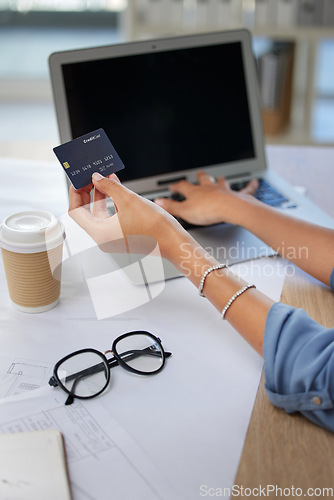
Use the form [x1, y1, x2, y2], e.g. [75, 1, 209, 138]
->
[159, 195, 258, 277]
[157, 222, 192, 261]
[165, 231, 220, 286]
[221, 191, 264, 227]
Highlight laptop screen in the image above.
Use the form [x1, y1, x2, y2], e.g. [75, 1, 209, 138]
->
[50, 30, 266, 193]
[61, 41, 254, 184]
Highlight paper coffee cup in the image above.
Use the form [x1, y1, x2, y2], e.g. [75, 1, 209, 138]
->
[0, 211, 66, 313]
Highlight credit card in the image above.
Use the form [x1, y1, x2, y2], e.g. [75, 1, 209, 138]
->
[53, 128, 125, 190]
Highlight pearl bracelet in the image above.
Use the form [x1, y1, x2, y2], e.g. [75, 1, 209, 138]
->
[198, 264, 228, 297]
[221, 284, 256, 320]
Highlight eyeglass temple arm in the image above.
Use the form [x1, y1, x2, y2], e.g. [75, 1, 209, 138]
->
[63, 359, 115, 404]
[106, 347, 172, 367]
[49, 360, 111, 388]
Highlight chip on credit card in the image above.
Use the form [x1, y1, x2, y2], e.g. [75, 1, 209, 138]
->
[53, 128, 125, 190]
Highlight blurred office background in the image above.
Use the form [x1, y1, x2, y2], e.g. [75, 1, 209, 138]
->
[0, 0, 334, 161]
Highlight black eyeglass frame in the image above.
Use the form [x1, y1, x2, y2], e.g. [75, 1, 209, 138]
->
[49, 331, 171, 404]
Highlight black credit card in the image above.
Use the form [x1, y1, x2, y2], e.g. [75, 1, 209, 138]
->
[53, 128, 125, 189]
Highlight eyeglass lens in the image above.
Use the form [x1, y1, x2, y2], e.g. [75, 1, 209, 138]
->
[114, 333, 164, 373]
[57, 351, 108, 398]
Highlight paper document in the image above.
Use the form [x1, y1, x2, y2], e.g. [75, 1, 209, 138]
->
[0, 387, 179, 500]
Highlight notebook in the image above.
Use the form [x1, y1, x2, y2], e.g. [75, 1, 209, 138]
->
[49, 29, 333, 281]
[0, 429, 72, 500]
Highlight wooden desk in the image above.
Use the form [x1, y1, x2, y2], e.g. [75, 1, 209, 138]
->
[236, 145, 334, 494]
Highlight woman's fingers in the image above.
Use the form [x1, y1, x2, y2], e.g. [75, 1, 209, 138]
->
[92, 185, 109, 219]
[154, 197, 185, 217]
[69, 183, 105, 238]
[68, 184, 92, 212]
[68, 184, 96, 232]
[217, 176, 230, 190]
[169, 179, 196, 197]
[92, 172, 130, 207]
[240, 178, 259, 195]
[216, 176, 258, 196]
[197, 170, 216, 185]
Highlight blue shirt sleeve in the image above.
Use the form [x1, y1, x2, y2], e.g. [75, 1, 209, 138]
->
[263, 302, 334, 432]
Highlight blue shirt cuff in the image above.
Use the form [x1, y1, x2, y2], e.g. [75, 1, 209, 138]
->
[263, 302, 334, 431]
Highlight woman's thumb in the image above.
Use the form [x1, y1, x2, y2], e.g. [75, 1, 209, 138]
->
[92, 172, 123, 199]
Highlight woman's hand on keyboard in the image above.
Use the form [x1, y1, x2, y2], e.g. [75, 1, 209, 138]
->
[154, 171, 259, 226]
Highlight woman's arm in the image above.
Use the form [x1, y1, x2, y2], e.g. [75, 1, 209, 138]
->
[155, 171, 334, 287]
[69, 173, 334, 431]
[69, 173, 273, 355]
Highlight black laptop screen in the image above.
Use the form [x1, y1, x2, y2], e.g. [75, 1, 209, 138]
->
[62, 41, 255, 182]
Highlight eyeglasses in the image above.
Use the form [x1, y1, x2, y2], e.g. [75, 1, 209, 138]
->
[48, 331, 172, 405]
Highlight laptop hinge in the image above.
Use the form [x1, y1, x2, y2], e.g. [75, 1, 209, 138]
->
[158, 176, 187, 185]
[226, 172, 252, 180]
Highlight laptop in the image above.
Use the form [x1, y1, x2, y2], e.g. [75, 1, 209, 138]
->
[49, 29, 333, 281]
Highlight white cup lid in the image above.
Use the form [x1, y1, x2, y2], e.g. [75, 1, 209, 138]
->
[0, 211, 65, 253]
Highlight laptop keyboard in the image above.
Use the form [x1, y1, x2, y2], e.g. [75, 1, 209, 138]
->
[231, 178, 294, 208]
